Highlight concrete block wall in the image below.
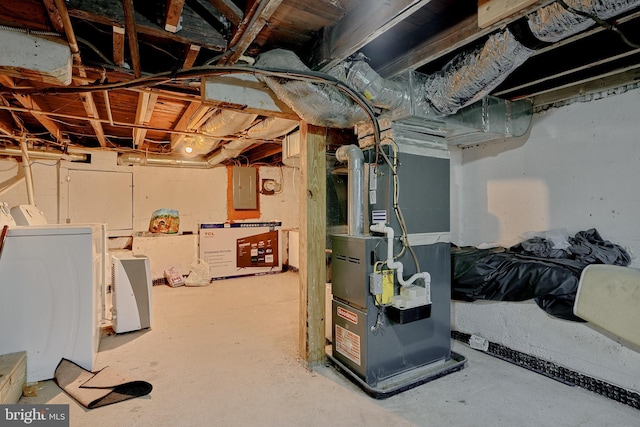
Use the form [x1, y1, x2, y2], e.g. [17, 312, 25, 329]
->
[450, 87, 640, 391]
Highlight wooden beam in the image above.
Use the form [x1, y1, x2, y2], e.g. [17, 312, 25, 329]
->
[12, 93, 64, 142]
[122, 0, 141, 78]
[207, 0, 243, 26]
[165, 0, 186, 33]
[42, 0, 65, 33]
[54, 0, 107, 147]
[182, 45, 201, 69]
[112, 26, 125, 67]
[1, 73, 62, 140]
[298, 122, 326, 365]
[315, 0, 433, 71]
[377, 14, 485, 78]
[0, 102, 212, 137]
[478, 0, 539, 29]
[67, 0, 226, 52]
[531, 66, 640, 108]
[133, 92, 158, 147]
[170, 102, 213, 151]
[377, 0, 555, 77]
[0, 111, 15, 136]
[79, 89, 108, 147]
[221, 0, 283, 65]
[244, 142, 282, 162]
[495, 46, 640, 98]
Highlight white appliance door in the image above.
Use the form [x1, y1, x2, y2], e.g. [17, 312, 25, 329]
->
[0, 226, 98, 382]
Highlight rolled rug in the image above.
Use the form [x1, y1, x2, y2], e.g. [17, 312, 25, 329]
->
[54, 359, 152, 409]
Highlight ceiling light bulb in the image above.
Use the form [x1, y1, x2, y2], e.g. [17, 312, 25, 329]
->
[185, 146, 193, 154]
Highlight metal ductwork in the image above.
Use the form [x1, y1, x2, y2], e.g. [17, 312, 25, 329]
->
[0, 146, 87, 162]
[423, 0, 640, 115]
[255, 49, 368, 128]
[201, 110, 258, 136]
[204, 139, 256, 166]
[117, 152, 212, 168]
[335, 144, 365, 236]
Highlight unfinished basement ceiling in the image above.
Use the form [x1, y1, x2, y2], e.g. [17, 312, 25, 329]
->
[0, 0, 639, 164]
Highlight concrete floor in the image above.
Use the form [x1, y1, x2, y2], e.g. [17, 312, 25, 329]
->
[20, 271, 639, 426]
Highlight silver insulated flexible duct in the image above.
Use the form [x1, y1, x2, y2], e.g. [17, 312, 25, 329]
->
[424, 0, 640, 115]
[255, 49, 368, 128]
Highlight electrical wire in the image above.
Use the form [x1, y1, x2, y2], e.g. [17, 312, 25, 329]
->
[557, 0, 640, 49]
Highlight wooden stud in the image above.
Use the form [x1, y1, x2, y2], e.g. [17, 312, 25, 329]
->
[221, 0, 283, 65]
[122, 0, 142, 78]
[298, 122, 327, 366]
[113, 26, 125, 68]
[377, 0, 554, 77]
[207, 0, 244, 27]
[11, 93, 64, 143]
[79, 89, 108, 147]
[314, 0, 432, 71]
[42, 0, 65, 33]
[0, 111, 14, 136]
[67, 0, 226, 51]
[478, 0, 539, 29]
[169, 101, 215, 153]
[133, 92, 158, 147]
[182, 44, 201, 69]
[164, 0, 186, 33]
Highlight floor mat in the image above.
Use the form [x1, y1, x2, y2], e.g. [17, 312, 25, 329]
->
[54, 358, 152, 409]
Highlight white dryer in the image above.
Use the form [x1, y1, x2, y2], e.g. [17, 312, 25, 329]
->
[0, 224, 106, 382]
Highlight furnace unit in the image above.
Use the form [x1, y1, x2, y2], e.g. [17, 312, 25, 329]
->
[328, 125, 466, 398]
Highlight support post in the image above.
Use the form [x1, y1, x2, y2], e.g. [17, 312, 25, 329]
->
[298, 122, 327, 366]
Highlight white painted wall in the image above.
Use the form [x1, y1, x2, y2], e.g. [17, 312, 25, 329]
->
[0, 155, 300, 265]
[450, 87, 640, 391]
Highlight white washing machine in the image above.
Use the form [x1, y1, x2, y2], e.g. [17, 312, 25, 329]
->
[0, 224, 106, 382]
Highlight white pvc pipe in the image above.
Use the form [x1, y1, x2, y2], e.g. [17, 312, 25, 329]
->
[19, 139, 35, 205]
[370, 222, 430, 288]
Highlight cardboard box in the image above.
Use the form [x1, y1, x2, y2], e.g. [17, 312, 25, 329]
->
[0, 351, 26, 404]
[199, 222, 282, 280]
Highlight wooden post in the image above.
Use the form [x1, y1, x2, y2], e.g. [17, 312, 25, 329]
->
[298, 122, 327, 366]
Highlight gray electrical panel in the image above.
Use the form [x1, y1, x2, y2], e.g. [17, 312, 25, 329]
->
[232, 166, 257, 209]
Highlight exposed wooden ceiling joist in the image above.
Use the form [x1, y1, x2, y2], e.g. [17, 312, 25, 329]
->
[112, 26, 125, 68]
[42, 0, 65, 33]
[133, 92, 159, 148]
[183, 45, 202, 69]
[314, 0, 434, 71]
[220, 0, 284, 65]
[0, 75, 63, 142]
[377, 0, 556, 77]
[66, 0, 227, 52]
[244, 142, 283, 162]
[55, 0, 108, 147]
[207, 0, 244, 27]
[122, 0, 142, 79]
[165, 0, 186, 33]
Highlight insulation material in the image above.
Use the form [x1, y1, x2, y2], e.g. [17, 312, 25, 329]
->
[201, 110, 257, 137]
[527, 0, 640, 43]
[424, 29, 534, 116]
[255, 49, 368, 128]
[328, 56, 406, 110]
[171, 134, 221, 157]
[246, 117, 299, 139]
[205, 139, 255, 165]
